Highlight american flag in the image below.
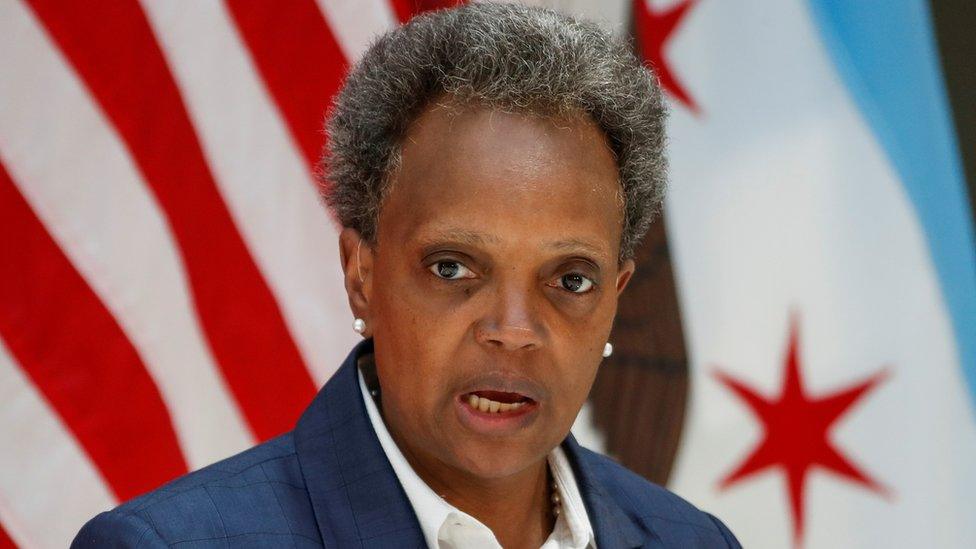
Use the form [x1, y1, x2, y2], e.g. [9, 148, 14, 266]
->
[0, 1, 463, 546]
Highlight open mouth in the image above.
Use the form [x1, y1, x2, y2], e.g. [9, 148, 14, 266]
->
[462, 390, 534, 414]
[455, 385, 541, 434]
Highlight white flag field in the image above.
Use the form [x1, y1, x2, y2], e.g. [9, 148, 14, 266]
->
[1, 1, 974, 548]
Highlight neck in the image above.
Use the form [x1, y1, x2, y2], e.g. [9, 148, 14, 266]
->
[396, 431, 555, 549]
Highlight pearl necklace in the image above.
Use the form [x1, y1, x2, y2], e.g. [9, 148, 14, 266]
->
[550, 478, 562, 517]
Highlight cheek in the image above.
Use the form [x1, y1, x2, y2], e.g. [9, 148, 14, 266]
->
[547, 301, 615, 407]
[372, 292, 462, 396]
[550, 293, 617, 351]
[555, 346, 602, 404]
[374, 341, 454, 440]
[374, 264, 471, 334]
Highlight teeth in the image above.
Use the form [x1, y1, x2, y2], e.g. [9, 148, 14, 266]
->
[467, 394, 527, 414]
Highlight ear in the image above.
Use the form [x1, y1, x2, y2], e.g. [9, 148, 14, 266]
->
[339, 227, 374, 336]
[615, 258, 636, 297]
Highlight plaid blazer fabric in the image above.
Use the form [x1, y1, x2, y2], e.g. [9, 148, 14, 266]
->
[71, 340, 740, 548]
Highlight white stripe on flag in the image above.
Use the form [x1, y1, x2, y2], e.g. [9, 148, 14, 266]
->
[315, 0, 398, 63]
[141, 0, 360, 385]
[0, 338, 116, 549]
[0, 0, 253, 469]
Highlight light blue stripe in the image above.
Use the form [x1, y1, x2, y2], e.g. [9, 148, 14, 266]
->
[805, 0, 976, 413]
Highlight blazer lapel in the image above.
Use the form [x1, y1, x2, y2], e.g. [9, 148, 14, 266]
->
[294, 339, 426, 547]
[563, 435, 647, 548]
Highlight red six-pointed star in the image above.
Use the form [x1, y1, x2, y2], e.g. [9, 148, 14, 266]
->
[713, 315, 891, 546]
[633, 0, 700, 113]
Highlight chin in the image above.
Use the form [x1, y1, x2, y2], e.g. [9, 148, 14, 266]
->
[447, 433, 555, 480]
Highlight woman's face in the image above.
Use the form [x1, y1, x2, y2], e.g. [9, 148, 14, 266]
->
[349, 102, 634, 481]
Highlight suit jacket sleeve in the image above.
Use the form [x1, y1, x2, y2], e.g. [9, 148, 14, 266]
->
[71, 511, 168, 549]
[706, 512, 743, 548]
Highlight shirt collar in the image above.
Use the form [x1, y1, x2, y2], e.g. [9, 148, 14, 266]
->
[357, 368, 595, 548]
[547, 445, 596, 548]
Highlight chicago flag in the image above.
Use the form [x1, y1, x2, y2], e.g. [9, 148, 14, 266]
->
[645, 0, 976, 547]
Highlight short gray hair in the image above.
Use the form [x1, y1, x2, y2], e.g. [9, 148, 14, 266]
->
[321, 2, 667, 259]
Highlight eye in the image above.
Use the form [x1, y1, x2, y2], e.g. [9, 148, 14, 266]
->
[558, 273, 594, 294]
[429, 260, 474, 280]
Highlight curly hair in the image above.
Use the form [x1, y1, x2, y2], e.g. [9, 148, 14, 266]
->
[321, 2, 667, 260]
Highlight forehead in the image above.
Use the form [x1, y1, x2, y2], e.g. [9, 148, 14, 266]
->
[379, 102, 624, 256]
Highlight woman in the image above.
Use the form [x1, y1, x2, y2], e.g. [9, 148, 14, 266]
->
[74, 4, 739, 548]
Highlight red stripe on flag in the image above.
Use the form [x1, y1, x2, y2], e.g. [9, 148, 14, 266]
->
[0, 521, 15, 548]
[0, 163, 187, 501]
[25, 0, 317, 440]
[389, 0, 465, 24]
[226, 0, 347, 172]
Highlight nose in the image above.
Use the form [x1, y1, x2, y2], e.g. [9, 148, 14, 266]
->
[474, 283, 544, 352]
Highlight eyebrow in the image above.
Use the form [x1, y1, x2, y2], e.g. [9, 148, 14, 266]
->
[417, 228, 607, 259]
[415, 227, 502, 248]
[544, 238, 607, 258]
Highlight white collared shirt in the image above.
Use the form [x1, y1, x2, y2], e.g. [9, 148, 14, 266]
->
[358, 369, 596, 549]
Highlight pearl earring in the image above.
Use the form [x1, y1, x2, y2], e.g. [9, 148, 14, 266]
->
[602, 342, 613, 358]
[353, 318, 366, 335]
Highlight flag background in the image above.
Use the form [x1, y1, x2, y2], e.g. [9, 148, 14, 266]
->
[1, 1, 973, 547]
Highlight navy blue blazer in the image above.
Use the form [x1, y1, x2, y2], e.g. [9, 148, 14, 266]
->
[73, 341, 741, 548]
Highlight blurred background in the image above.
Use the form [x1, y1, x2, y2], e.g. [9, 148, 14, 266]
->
[1, 0, 974, 547]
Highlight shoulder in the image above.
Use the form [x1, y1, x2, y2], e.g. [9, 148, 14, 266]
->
[573, 445, 741, 548]
[72, 433, 322, 548]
